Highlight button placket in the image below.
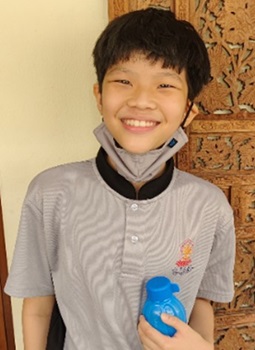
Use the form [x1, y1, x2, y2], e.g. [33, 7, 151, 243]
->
[121, 202, 144, 276]
[130, 203, 139, 244]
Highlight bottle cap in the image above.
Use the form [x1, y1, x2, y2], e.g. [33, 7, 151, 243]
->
[146, 276, 180, 302]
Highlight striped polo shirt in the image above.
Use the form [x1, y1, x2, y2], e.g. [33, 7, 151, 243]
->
[5, 150, 235, 349]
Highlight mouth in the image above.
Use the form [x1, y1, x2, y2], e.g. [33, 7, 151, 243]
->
[122, 118, 158, 128]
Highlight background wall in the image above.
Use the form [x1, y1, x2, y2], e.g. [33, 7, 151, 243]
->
[0, 0, 107, 348]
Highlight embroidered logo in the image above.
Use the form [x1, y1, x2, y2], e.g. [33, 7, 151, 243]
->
[172, 239, 194, 276]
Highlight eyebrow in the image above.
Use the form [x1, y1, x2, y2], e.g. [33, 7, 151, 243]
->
[107, 67, 130, 74]
[154, 71, 183, 82]
[107, 66, 184, 83]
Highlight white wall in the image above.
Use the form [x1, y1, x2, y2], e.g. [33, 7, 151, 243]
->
[0, 1, 107, 348]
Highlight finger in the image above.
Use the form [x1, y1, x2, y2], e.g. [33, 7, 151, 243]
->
[161, 314, 189, 334]
[138, 326, 156, 350]
[138, 316, 157, 347]
[138, 315, 172, 349]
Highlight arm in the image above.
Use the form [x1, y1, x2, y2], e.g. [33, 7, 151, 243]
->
[22, 295, 55, 350]
[189, 298, 214, 344]
[138, 298, 214, 349]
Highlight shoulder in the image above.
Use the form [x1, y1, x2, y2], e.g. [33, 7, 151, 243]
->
[26, 159, 96, 204]
[173, 169, 233, 215]
[32, 159, 94, 184]
[174, 168, 225, 195]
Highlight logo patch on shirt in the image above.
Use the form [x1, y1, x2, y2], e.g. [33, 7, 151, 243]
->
[172, 239, 194, 276]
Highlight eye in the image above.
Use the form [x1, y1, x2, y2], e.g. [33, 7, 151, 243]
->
[115, 79, 131, 85]
[158, 83, 174, 88]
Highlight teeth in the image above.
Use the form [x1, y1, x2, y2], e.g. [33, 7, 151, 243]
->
[123, 119, 156, 127]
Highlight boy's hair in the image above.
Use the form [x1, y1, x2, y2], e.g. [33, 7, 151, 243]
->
[93, 7, 211, 100]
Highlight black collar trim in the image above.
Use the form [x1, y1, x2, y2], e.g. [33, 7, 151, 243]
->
[96, 147, 174, 200]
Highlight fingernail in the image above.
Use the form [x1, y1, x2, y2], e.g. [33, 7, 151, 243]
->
[161, 313, 170, 321]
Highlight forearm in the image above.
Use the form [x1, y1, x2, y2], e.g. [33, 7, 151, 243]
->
[22, 296, 55, 350]
[189, 298, 214, 344]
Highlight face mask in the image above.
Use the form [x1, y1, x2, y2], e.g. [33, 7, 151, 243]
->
[94, 122, 188, 183]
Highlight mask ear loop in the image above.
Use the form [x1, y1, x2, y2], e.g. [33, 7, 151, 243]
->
[181, 102, 194, 128]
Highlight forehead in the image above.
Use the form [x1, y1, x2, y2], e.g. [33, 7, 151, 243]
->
[106, 52, 187, 81]
[110, 52, 168, 69]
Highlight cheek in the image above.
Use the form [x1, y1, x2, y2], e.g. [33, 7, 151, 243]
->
[164, 109, 186, 126]
[101, 94, 123, 118]
[161, 95, 186, 114]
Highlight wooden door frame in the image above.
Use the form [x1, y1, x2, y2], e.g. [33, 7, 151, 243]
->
[108, 0, 192, 21]
[0, 198, 15, 349]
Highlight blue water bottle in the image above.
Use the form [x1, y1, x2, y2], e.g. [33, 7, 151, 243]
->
[142, 276, 187, 336]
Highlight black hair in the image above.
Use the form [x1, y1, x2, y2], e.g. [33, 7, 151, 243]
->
[92, 7, 211, 100]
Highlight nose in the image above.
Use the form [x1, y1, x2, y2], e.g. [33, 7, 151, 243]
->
[127, 87, 156, 110]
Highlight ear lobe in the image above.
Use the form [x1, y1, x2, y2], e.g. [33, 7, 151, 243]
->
[182, 103, 199, 127]
[93, 83, 102, 113]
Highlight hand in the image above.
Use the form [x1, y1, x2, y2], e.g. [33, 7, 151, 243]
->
[138, 314, 214, 350]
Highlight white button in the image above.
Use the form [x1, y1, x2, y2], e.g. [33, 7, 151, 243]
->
[131, 235, 139, 244]
[131, 203, 138, 211]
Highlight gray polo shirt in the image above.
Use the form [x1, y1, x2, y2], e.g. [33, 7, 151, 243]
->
[5, 155, 235, 349]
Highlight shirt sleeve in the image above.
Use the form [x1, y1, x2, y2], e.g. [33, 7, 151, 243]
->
[197, 205, 236, 303]
[4, 183, 54, 298]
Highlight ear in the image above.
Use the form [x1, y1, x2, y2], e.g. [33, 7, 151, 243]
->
[182, 102, 199, 127]
[93, 83, 102, 114]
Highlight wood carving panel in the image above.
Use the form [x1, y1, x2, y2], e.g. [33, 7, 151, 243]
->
[215, 326, 255, 350]
[179, 116, 255, 175]
[213, 239, 255, 312]
[190, 132, 255, 173]
[174, 2, 255, 347]
[232, 185, 255, 225]
[191, 0, 255, 115]
[212, 236, 255, 349]
[234, 239, 255, 310]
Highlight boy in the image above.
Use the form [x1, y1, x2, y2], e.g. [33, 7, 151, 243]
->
[5, 7, 235, 350]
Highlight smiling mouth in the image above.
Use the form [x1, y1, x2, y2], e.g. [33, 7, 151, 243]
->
[122, 119, 158, 127]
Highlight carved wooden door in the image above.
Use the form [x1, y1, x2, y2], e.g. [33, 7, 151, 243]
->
[108, 1, 255, 348]
[0, 198, 15, 349]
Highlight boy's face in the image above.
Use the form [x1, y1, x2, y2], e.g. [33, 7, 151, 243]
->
[94, 53, 198, 154]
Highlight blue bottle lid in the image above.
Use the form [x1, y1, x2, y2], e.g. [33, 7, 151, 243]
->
[146, 276, 180, 302]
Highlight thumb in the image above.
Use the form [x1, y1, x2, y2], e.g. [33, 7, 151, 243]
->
[161, 314, 187, 333]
